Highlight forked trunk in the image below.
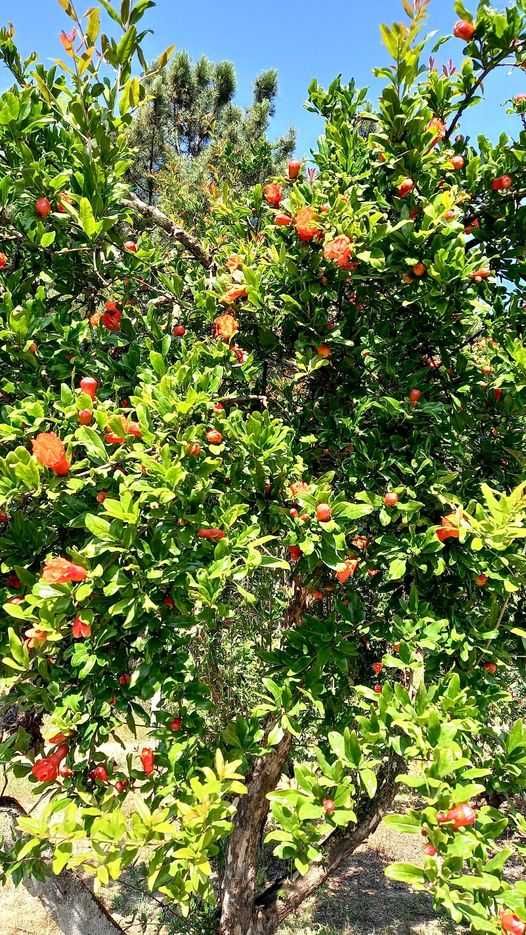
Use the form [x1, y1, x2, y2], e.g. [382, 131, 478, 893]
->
[218, 751, 402, 935]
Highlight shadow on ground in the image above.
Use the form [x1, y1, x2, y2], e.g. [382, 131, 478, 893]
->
[310, 848, 445, 934]
[277, 823, 457, 935]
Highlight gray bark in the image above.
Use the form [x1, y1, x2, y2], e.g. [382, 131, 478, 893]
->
[218, 732, 293, 935]
[122, 192, 211, 267]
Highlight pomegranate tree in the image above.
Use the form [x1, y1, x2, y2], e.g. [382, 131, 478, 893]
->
[0, 1, 525, 934]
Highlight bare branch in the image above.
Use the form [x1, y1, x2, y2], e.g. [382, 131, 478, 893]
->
[123, 192, 211, 268]
[445, 41, 526, 141]
[215, 395, 268, 407]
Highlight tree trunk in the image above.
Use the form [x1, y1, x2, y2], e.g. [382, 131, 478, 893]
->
[218, 732, 292, 935]
[218, 752, 403, 935]
[23, 868, 125, 935]
[1, 796, 124, 935]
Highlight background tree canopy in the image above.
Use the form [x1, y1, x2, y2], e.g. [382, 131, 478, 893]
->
[128, 50, 295, 231]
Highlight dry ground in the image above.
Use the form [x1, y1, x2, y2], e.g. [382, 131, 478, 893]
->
[1, 816, 456, 935]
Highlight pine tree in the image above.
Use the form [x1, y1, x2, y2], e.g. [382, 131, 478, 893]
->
[128, 50, 295, 226]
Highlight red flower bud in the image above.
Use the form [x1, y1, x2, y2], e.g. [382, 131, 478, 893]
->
[140, 747, 155, 775]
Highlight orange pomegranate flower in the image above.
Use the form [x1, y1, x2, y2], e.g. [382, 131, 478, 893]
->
[289, 480, 310, 497]
[104, 416, 141, 444]
[427, 117, 446, 147]
[32, 757, 59, 782]
[89, 311, 102, 327]
[32, 433, 70, 476]
[71, 616, 91, 639]
[105, 430, 125, 445]
[59, 29, 77, 53]
[436, 512, 462, 542]
[42, 557, 88, 584]
[295, 206, 321, 243]
[213, 313, 239, 341]
[25, 628, 48, 650]
[263, 183, 282, 207]
[324, 235, 354, 270]
[101, 308, 122, 332]
[335, 558, 360, 584]
[220, 286, 248, 305]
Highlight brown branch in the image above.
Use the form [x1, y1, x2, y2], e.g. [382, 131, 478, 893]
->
[122, 192, 211, 268]
[255, 751, 404, 930]
[215, 395, 268, 407]
[445, 42, 525, 141]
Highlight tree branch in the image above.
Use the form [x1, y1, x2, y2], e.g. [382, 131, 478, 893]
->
[215, 395, 268, 407]
[445, 42, 525, 141]
[255, 751, 404, 930]
[122, 192, 212, 268]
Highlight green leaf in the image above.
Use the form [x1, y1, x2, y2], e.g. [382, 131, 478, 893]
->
[385, 863, 426, 885]
[388, 558, 407, 580]
[298, 803, 323, 820]
[328, 731, 345, 760]
[97, 0, 122, 25]
[86, 8, 101, 44]
[332, 503, 374, 520]
[267, 723, 284, 746]
[79, 197, 99, 239]
[450, 875, 501, 892]
[150, 351, 167, 377]
[52, 843, 72, 874]
[76, 426, 107, 461]
[379, 23, 399, 59]
[360, 768, 377, 799]
[382, 813, 421, 834]
[8, 627, 28, 667]
[119, 76, 142, 115]
[454, 1, 472, 20]
[3, 602, 31, 621]
[507, 720, 526, 754]
[103, 498, 139, 524]
[115, 25, 137, 66]
[85, 513, 113, 539]
[40, 231, 56, 247]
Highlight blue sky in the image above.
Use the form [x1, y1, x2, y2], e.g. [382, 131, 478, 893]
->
[3, 0, 525, 156]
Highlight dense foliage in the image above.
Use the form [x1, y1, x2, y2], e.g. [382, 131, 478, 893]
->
[0, 1, 525, 933]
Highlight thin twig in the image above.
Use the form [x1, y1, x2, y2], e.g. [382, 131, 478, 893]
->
[445, 41, 526, 141]
[215, 394, 268, 406]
